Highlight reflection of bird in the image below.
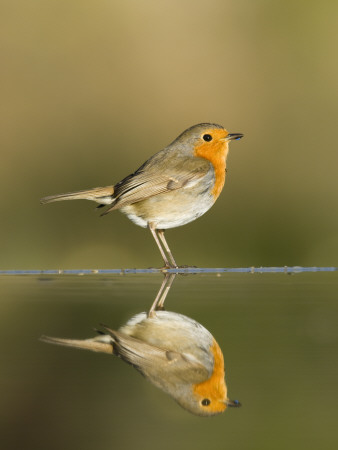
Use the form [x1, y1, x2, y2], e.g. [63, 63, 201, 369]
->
[41, 310, 240, 416]
[40, 123, 243, 267]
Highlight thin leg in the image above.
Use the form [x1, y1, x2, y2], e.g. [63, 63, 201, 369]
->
[148, 273, 176, 317]
[149, 223, 170, 268]
[156, 273, 176, 310]
[157, 229, 177, 268]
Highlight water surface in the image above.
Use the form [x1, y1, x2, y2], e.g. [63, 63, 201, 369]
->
[1, 271, 337, 450]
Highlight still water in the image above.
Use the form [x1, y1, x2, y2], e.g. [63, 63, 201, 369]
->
[1, 270, 337, 450]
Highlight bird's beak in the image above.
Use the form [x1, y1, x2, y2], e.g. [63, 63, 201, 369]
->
[226, 133, 244, 141]
[226, 398, 241, 407]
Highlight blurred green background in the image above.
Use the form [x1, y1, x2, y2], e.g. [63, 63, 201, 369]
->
[1, 0, 338, 269]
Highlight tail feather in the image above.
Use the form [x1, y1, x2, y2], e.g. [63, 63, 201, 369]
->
[40, 186, 115, 205]
[40, 334, 114, 355]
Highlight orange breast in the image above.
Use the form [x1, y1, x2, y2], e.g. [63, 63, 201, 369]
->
[194, 134, 229, 200]
[193, 339, 227, 414]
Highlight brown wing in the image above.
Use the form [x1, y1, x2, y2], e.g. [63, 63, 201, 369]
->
[107, 329, 210, 385]
[102, 153, 211, 214]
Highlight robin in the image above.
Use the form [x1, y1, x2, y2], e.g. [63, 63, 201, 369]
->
[41, 123, 243, 267]
[40, 299, 241, 416]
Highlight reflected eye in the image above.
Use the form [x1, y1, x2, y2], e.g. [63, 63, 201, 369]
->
[201, 398, 211, 406]
[203, 134, 212, 142]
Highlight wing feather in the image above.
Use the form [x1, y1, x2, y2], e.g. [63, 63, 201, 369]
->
[105, 329, 210, 384]
[103, 155, 211, 214]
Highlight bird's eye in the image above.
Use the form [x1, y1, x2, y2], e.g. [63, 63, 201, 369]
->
[201, 398, 211, 406]
[203, 134, 212, 142]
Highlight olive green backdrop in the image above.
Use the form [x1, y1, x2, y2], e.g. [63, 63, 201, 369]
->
[1, 0, 337, 269]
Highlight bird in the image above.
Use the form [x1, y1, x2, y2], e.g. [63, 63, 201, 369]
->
[40, 310, 241, 416]
[40, 123, 243, 267]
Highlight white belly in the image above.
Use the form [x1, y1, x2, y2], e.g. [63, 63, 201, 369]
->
[120, 182, 215, 229]
[122, 198, 214, 229]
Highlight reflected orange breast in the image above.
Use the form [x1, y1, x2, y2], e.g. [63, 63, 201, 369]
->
[193, 339, 227, 414]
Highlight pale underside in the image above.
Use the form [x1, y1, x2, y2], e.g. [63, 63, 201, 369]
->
[120, 169, 215, 229]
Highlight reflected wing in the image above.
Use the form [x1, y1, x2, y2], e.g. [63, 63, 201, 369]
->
[106, 328, 210, 384]
[103, 154, 211, 213]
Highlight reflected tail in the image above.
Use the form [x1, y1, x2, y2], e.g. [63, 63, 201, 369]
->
[40, 334, 114, 355]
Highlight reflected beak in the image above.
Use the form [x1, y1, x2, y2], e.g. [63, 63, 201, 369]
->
[226, 133, 244, 141]
[226, 398, 241, 407]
